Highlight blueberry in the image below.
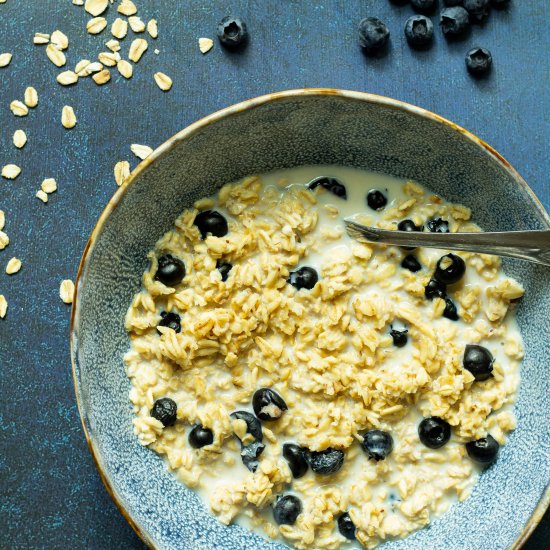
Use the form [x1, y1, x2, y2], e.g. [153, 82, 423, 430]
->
[398, 219, 422, 250]
[466, 47, 493, 76]
[194, 210, 228, 239]
[390, 328, 408, 347]
[240, 440, 265, 472]
[337, 512, 356, 540]
[157, 311, 181, 334]
[150, 397, 177, 427]
[358, 17, 390, 53]
[443, 296, 459, 320]
[491, 0, 510, 8]
[273, 495, 302, 525]
[466, 434, 499, 464]
[188, 424, 214, 448]
[308, 448, 345, 475]
[308, 177, 347, 200]
[434, 253, 466, 285]
[443, 0, 464, 5]
[230, 410, 263, 442]
[288, 266, 318, 290]
[401, 254, 422, 272]
[216, 17, 248, 48]
[463, 0, 490, 23]
[252, 388, 288, 421]
[411, 0, 437, 14]
[426, 217, 449, 233]
[404, 15, 435, 48]
[283, 443, 309, 478]
[463, 344, 494, 381]
[367, 189, 388, 211]
[361, 429, 394, 461]
[418, 417, 451, 448]
[217, 260, 233, 282]
[440, 7, 470, 37]
[155, 254, 186, 286]
[425, 278, 446, 300]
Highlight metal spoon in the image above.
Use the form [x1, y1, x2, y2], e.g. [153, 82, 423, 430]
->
[344, 219, 550, 267]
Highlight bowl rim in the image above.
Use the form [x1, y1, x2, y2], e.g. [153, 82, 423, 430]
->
[70, 88, 550, 550]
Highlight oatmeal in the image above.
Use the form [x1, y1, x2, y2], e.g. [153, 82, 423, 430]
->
[124, 166, 524, 549]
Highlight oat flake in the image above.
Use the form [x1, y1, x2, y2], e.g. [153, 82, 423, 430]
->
[24, 87, 38, 108]
[154, 72, 172, 91]
[57, 70, 79, 86]
[131, 144, 153, 160]
[98, 51, 119, 66]
[2, 164, 21, 179]
[60, 279, 76, 304]
[87, 17, 108, 35]
[0, 231, 9, 249]
[0, 210, 4, 231]
[10, 100, 29, 116]
[92, 68, 111, 85]
[114, 160, 130, 186]
[106, 39, 121, 52]
[199, 38, 214, 54]
[111, 18, 128, 39]
[128, 16, 145, 33]
[0, 52, 12, 67]
[147, 19, 158, 39]
[41, 178, 57, 193]
[77, 61, 103, 77]
[117, 59, 133, 78]
[129, 38, 147, 62]
[51, 30, 69, 50]
[13, 130, 27, 149]
[0, 295, 7, 319]
[6, 257, 22, 275]
[84, 0, 108, 17]
[33, 33, 50, 45]
[36, 190, 49, 203]
[62, 105, 77, 128]
[75, 59, 91, 73]
[118, 0, 137, 16]
[46, 44, 67, 67]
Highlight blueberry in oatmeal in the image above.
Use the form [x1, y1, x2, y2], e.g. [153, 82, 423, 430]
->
[155, 254, 185, 286]
[308, 448, 345, 475]
[308, 176, 347, 199]
[150, 397, 177, 427]
[216, 260, 233, 282]
[435, 253, 466, 285]
[466, 434, 500, 464]
[337, 512, 356, 540]
[463, 344, 494, 381]
[443, 296, 460, 321]
[194, 210, 229, 239]
[241, 440, 266, 472]
[419, 417, 452, 448]
[390, 327, 408, 347]
[188, 424, 214, 448]
[426, 217, 449, 233]
[401, 254, 422, 272]
[361, 430, 394, 461]
[283, 443, 309, 478]
[273, 494, 302, 525]
[157, 311, 181, 334]
[367, 189, 388, 210]
[230, 411, 263, 442]
[252, 388, 288, 421]
[287, 266, 318, 290]
[425, 278, 447, 300]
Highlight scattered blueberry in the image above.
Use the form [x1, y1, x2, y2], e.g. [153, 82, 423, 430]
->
[440, 7, 470, 37]
[155, 254, 186, 286]
[464, 0, 491, 23]
[150, 397, 177, 427]
[337, 512, 356, 540]
[491, 0, 510, 8]
[443, 296, 459, 320]
[401, 254, 422, 272]
[425, 278, 446, 300]
[188, 424, 214, 448]
[418, 416, 451, 448]
[157, 311, 181, 334]
[434, 253, 466, 285]
[308, 448, 345, 475]
[367, 189, 388, 210]
[240, 440, 265, 472]
[466, 434, 500, 464]
[273, 495, 302, 525]
[308, 177, 347, 199]
[390, 328, 408, 347]
[230, 410, 263, 442]
[398, 218, 422, 249]
[194, 210, 228, 239]
[252, 388, 288, 421]
[404, 15, 435, 48]
[288, 266, 318, 290]
[426, 217, 449, 233]
[217, 17, 248, 48]
[361, 429, 394, 461]
[466, 47, 493, 76]
[217, 260, 233, 282]
[463, 344, 494, 381]
[358, 17, 390, 53]
[411, 0, 437, 14]
[283, 443, 309, 478]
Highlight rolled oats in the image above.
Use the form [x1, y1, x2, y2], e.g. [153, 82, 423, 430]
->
[0, 211, 4, 231]
[0, 52, 12, 67]
[84, 0, 108, 17]
[51, 30, 69, 50]
[33, 33, 50, 45]
[128, 16, 145, 33]
[77, 60, 103, 77]
[111, 18, 128, 39]
[153, 72, 172, 91]
[6, 257, 22, 275]
[118, 0, 137, 16]
[129, 38, 148, 62]
[13, 130, 27, 149]
[10, 100, 29, 117]
[92, 68, 111, 85]
[117, 59, 133, 79]
[46, 44, 67, 66]
[57, 70, 79, 86]
[61, 105, 77, 128]
[0, 231, 9, 249]
[106, 39, 121, 52]
[41, 178, 57, 193]
[24, 86, 38, 108]
[130, 143, 153, 160]
[98, 51, 119, 66]
[86, 17, 108, 35]
[36, 190, 49, 203]
[114, 160, 130, 186]
[1, 164, 21, 179]
[147, 19, 158, 39]
[59, 279, 75, 304]
[0, 295, 7, 318]
[199, 38, 214, 54]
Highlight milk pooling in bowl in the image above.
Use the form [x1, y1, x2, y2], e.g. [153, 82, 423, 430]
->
[124, 166, 524, 549]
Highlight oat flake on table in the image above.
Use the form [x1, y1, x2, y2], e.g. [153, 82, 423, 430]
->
[117, 59, 133, 79]
[147, 19, 158, 39]
[41, 178, 57, 194]
[92, 69, 111, 85]
[2, 164, 21, 180]
[128, 16, 146, 33]
[24, 87, 38, 108]
[33, 33, 50, 45]
[0, 295, 7, 319]
[130, 144, 153, 160]
[57, 71, 79, 86]
[10, 100, 29, 117]
[62, 106, 77, 128]
[87, 17, 108, 35]
[118, 0, 137, 16]
[13, 130, 27, 149]
[6, 257, 22, 275]
[0, 52, 12, 67]
[36, 190, 49, 203]
[51, 30, 69, 50]
[154, 72, 172, 91]
[46, 44, 67, 67]
[129, 38, 148, 63]
[59, 279, 75, 304]
[85, 0, 108, 17]
[114, 160, 131, 186]
[199, 38, 214, 54]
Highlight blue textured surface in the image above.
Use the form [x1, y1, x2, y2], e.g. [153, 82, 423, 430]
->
[0, 1, 548, 549]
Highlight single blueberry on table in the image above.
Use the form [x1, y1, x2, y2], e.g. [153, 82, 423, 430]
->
[283, 443, 309, 478]
[418, 416, 451, 448]
[150, 397, 177, 427]
[194, 210, 228, 239]
[434, 253, 466, 285]
[425, 278, 446, 300]
[216, 260, 233, 282]
[361, 429, 394, 461]
[367, 189, 388, 210]
[358, 17, 390, 53]
[426, 217, 449, 233]
[155, 254, 186, 286]
[288, 266, 318, 290]
[463, 0, 491, 23]
[308, 448, 345, 475]
[230, 410, 263, 442]
[443, 296, 459, 320]
[390, 327, 408, 347]
[440, 7, 470, 37]
[252, 388, 288, 421]
[401, 254, 422, 272]
[466, 47, 493, 76]
[240, 440, 265, 472]
[273, 495, 302, 525]
[466, 434, 500, 464]
[308, 177, 347, 199]
[411, 0, 437, 14]
[217, 17, 248, 48]
[337, 512, 356, 540]
[188, 424, 214, 449]
[157, 311, 181, 334]
[463, 344, 494, 381]
[405, 15, 435, 48]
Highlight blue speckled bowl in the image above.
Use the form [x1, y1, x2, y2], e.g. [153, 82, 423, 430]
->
[71, 89, 550, 550]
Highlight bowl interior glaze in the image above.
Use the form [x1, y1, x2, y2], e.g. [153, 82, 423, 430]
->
[71, 90, 550, 550]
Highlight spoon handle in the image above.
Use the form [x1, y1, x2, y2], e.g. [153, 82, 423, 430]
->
[344, 220, 550, 267]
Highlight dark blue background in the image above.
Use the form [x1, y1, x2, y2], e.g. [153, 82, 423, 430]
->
[1, 1, 548, 548]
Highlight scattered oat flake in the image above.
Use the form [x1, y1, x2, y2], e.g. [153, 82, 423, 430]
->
[2, 165, 21, 180]
[111, 18, 128, 39]
[97, 51, 118, 66]
[154, 48, 160, 55]
[0, 210, 4, 231]
[85, 0, 108, 16]
[118, 0, 137, 16]
[77, 61, 103, 77]
[36, 190, 49, 203]
[51, 30, 69, 50]
[33, 33, 50, 45]
[92, 68, 111, 85]
[41, 178, 58, 193]
[0, 53, 12, 67]
[75, 59, 91, 73]
[10, 100, 29, 116]
[131, 144, 153, 160]
[46, 44, 67, 66]
[6, 257, 22, 275]
[57, 70, 79, 86]
[199, 38, 213, 54]
[87, 17, 108, 35]
[154, 72, 172, 91]
[129, 38, 147, 62]
[24, 87, 38, 108]
[13, 130, 27, 149]
[147, 19, 158, 39]
[73, 0, 84, 5]
[114, 160, 130, 186]
[128, 16, 145, 33]
[0, 295, 7, 319]
[62, 105, 77, 128]
[0, 231, 9, 249]
[60, 279, 75, 304]
[106, 39, 120, 52]
[117, 59, 133, 79]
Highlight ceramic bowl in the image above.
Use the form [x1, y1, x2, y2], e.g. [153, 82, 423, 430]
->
[71, 89, 550, 549]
